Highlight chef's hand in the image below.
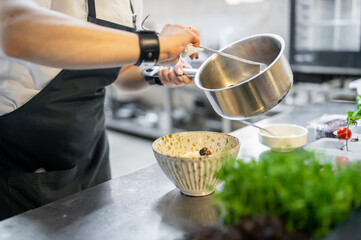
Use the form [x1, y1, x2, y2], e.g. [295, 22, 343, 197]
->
[158, 58, 193, 88]
[158, 24, 200, 66]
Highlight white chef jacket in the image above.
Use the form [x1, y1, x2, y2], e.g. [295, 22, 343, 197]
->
[0, 0, 143, 116]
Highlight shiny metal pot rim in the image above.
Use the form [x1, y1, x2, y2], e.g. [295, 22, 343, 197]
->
[194, 33, 286, 91]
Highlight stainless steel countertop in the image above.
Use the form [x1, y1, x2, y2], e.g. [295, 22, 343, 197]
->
[0, 101, 359, 240]
[231, 101, 356, 161]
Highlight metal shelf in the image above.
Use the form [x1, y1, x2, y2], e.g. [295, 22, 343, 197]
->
[105, 117, 166, 139]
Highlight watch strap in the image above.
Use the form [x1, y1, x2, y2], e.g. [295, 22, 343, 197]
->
[135, 31, 160, 66]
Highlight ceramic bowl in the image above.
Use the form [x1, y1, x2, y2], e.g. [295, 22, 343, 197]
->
[152, 131, 240, 197]
[259, 124, 308, 152]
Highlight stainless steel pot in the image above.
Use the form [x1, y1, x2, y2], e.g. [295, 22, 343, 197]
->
[194, 34, 293, 120]
[142, 34, 293, 120]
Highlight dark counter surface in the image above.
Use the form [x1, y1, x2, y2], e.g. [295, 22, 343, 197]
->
[0, 101, 359, 240]
[0, 164, 191, 240]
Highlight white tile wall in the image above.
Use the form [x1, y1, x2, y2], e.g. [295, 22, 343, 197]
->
[142, 0, 290, 51]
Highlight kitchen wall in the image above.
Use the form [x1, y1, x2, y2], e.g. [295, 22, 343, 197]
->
[142, 0, 290, 51]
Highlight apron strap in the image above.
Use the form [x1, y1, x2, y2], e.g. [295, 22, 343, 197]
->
[87, 0, 136, 29]
[129, 0, 137, 29]
[87, 0, 96, 21]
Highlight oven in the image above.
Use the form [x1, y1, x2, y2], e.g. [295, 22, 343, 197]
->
[289, 0, 361, 78]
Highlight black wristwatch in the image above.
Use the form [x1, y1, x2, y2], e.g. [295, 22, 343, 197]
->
[134, 31, 160, 67]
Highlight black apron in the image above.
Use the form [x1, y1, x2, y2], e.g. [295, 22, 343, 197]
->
[0, 0, 136, 220]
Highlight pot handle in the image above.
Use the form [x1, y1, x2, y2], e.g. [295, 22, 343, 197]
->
[141, 67, 198, 85]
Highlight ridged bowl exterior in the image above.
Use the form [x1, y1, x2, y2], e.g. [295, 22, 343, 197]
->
[152, 131, 240, 196]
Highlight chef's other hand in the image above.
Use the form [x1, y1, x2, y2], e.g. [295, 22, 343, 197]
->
[158, 24, 200, 66]
[158, 58, 193, 88]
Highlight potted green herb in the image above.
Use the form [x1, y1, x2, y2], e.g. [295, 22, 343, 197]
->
[184, 150, 361, 240]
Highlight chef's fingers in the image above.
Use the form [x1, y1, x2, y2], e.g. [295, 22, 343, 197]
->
[186, 26, 200, 59]
[180, 58, 193, 68]
[186, 26, 200, 47]
[174, 59, 185, 75]
[158, 24, 199, 64]
[158, 67, 172, 87]
[174, 59, 193, 84]
[158, 67, 179, 88]
[168, 69, 183, 86]
[177, 74, 193, 84]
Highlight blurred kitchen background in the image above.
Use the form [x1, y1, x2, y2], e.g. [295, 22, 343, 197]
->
[108, 0, 361, 178]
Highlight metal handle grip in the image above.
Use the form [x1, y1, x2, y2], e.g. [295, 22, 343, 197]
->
[141, 67, 198, 85]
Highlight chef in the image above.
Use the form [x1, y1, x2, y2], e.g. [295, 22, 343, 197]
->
[0, 0, 199, 220]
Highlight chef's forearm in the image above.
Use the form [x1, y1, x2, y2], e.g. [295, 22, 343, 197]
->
[114, 65, 149, 92]
[0, 0, 141, 69]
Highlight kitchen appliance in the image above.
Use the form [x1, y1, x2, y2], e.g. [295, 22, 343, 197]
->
[143, 34, 293, 120]
[290, 0, 361, 76]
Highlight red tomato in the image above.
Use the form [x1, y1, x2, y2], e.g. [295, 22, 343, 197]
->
[336, 127, 352, 140]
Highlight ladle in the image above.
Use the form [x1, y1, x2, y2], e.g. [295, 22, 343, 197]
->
[182, 43, 267, 71]
[239, 120, 276, 136]
[199, 46, 267, 71]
